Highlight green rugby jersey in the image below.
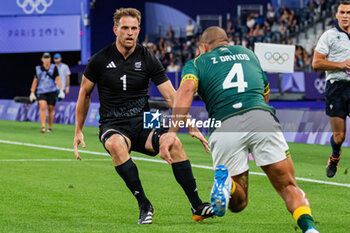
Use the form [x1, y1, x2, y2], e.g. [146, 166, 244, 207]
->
[181, 45, 275, 123]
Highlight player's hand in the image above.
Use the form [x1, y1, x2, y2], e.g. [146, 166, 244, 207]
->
[189, 126, 210, 153]
[29, 92, 36, 102]
[159, 133, 175, 164]
[65, 87, 69, 94]
[340, 59, 350, 69]
[58, 89, 65, 99]
[73, 131, 86, 160]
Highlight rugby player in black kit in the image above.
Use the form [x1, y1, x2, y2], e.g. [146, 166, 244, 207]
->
[73, 8, 213, 224]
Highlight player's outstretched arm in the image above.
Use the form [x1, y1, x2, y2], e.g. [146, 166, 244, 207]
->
[187, 125, 210, 152]
[176, 80, 209, 152]
[312, 51, 350, 71]
[73, 76, 95, 160]
[157, 80, 209, 152]
[159, 79, 208, 162]
[157, 80, 176, 107]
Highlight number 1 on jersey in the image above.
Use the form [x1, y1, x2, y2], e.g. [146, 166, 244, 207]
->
[223, 63, 247, 93]
[120, 75, 127, 91]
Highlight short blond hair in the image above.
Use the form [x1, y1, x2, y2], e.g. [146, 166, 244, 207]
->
[113, 8, 141, 27]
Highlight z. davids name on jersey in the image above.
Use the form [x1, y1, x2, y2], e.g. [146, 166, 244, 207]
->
[211, 54, 250, 64]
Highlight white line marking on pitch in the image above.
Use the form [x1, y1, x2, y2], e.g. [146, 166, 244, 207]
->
[1, 139, 350, 188]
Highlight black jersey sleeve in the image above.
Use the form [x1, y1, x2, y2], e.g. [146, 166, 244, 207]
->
[148, 53, 169, 86]
[33, 66, 38, 79]
[53, 66, 59, 78]
[84, 55, 101, 83]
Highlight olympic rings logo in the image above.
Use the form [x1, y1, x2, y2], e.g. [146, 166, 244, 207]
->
[314, 78, 326, 94]
[264, 51, 289, 64]
[16, 0, 53, 14]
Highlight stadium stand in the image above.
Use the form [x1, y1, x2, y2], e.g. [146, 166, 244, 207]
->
[142, 0, 338, 73]
[0, 0, 344, 147]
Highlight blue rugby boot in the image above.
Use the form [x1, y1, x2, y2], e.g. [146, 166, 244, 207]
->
[210, 165, 232, 217]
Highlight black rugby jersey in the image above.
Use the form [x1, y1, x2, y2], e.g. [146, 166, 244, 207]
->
[84, 43, 168, 123]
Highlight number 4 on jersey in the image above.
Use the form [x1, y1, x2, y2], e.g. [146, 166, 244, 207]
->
[222, 63, 248, 93]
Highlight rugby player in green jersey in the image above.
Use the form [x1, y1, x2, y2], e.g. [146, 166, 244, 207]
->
[160, 27, 318, 233]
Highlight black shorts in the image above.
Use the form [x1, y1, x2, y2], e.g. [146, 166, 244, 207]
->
[325, 81, 350, 119]
[37, 91, 57, 106]
[99, 117, 168, 156]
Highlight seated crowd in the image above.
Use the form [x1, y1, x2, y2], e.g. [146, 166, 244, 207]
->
[143, 1, 336, 73]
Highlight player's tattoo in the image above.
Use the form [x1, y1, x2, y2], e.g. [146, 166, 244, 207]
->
[240, 174, 248, 189]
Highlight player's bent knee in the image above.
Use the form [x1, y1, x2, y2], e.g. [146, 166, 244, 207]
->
[228, 199, 248, 213]
[105, 135, 129, 156]
[170, 137, 187, 158]
[172, 137, 183, 150]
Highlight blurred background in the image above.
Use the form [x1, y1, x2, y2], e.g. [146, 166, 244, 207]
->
[0, 0, 342, 145]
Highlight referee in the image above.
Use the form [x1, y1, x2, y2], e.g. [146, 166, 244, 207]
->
[29, 52, 65, 133]
[73, 8, 213, 224]
[312, 0, 350, 178]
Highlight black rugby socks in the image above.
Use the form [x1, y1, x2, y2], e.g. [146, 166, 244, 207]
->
[115, 158, 150, 207]
[172, 160, 202, 210]
[330, 135, 341, 158]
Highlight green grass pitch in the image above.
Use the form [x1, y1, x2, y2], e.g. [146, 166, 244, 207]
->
[0, 119, 349, 233]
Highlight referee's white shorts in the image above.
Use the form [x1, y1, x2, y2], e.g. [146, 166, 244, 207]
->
[208, 110, 289, 176]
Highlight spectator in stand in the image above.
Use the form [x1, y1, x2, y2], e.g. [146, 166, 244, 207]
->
[142, 37, 149, 47]
[158, 37, 165, 51]
[166, 60, 181, 72]
[307, 0, 318, 18]
[263, 20, 272, 42]
[278, 23, 287, 40]
[141, 1, 336, 69]
[242, 37, 248, 48]
[271, 21, 281, 41]
[263, 20, 271, 32]
[267, 6, 276, 24]
[235, 36, 242, 45]
[246, 15, 256, 29]
[248, 25, 255, 37]
[228, 35, 235, 46]
[295, 45, 311, 72]
[159, 49, 169, 68]
[172, 38, 182, 52]
[295, 45, 306, 71]
[155, 49, 161, 60]
[315, 0, 327, 17]
[253, 24, 264, 36]
[165, 41, 173, 53]
[288, 10, 298, 32]
[185, 20, 195, 41]
[226, 20, 235, 37]
[280, 8, 290, 25]
[189, 37, 197, 52]
[175, 50, 185, 65]
[182, 42, 190, 60]
[165, 25, 175, 42]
